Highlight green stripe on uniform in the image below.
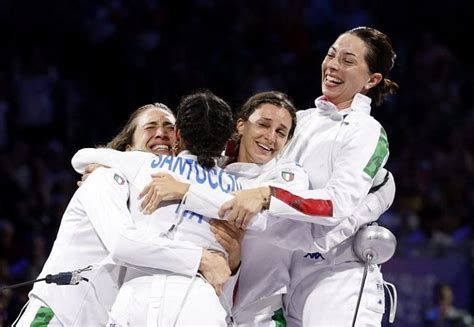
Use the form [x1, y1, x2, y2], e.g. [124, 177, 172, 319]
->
[363, 127, 389, 178]
[30, 306, 54, 327]
[271, 308, 286, 327]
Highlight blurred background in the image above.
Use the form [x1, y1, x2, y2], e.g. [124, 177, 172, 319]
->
[0, 0, 472, 326]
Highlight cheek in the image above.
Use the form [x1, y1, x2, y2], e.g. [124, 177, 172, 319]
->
[275, 139, 287, 152]
[140, 131, 155, 143]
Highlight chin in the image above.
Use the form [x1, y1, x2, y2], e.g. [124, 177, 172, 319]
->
[256, 156, 272, 165]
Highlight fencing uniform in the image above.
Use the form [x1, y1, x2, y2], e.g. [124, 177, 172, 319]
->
[15, 167, 202, 327]
[184, 154, 393, 326]
[71, 148, 248, 326]
[276, 94, 390, 326]
[185, 158, 308, 327]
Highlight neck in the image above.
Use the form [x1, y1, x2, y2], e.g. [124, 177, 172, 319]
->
[335, 99, 353, 111]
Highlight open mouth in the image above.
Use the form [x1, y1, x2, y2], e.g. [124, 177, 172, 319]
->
[150, 144, 171, 152]
[325, 75, 343, 86]
[256, 142, 272, 153]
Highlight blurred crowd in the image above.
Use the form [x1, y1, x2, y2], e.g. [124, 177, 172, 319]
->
[0, 0, 472, 324]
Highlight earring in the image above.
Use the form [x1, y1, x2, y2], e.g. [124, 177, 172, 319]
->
[225, 133, 241, 157]
[172, 141, 181, 155]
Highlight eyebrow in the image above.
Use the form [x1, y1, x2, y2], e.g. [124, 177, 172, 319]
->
[329, 46, 357, 58]
[143, 120, 175, 127]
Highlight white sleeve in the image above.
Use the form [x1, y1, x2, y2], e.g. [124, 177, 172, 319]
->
[77, 167, 202, 276]
[311, 192, 388, 253]
[184, 185, 267, 231]
[262, 169, 396, 252]
[71, 148, 152, 182]
[184, 161, 309, 231]
[269, 121, 389, 222]
[310, 168, 396, 252]
[262, 161, 310, 191]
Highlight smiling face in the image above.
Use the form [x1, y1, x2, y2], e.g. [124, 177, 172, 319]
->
[236, 103, 292, 164]
[321, 33, 382, 109]
[130, 107, 176, 155]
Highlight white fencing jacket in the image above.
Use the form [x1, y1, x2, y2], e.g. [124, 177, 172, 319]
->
[273, 93, 389, 220]
[277, 94, 391, 307]
[72, 148, 248, 254]
[29, 167, 202, 326]
[185, 158, 310, 321]
[184, 155, 390, 322]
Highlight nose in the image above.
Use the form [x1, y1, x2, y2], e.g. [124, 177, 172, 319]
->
[326, 57, 340, 71]
[154, 126, 169, 139]
[263, 129, 276, 144]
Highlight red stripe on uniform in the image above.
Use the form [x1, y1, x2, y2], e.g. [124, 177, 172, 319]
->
[271, 186, 333, 216]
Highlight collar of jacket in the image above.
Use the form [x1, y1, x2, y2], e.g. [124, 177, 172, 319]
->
[314, 93, 372, 120]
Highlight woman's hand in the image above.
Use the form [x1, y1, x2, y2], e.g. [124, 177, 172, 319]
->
[139, 173, 190, 214]
[218, 186, 271, 229]
[210, 220, 245, 274]
[77, 163, 108, 187]
[199, 249, 231, 296]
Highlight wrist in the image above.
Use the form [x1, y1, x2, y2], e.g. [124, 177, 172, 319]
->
[259, 186, 271, 210]
[177, 182, 190, 199]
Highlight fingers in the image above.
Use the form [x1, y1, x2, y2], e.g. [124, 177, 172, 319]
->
[142, 189, 162, 215]
[233, 211, 245, 229]
[77, 173, 90, 187]
[85, 163, 103, 174]
[140, 186, 152, 210]
[139, 184, 151, 200]
[218, 199, 234, 219]
[211, 225, 236, 251]
[144, 191, 162, 215]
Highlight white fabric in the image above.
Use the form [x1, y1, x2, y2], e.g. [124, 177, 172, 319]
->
[280, 94, 390, 326]
[22, 168, 201, 326]
[72, 149, 244, 253]
[15, 296, 61, 327]
[107, 274, 228, 326]
[184, 152, 393, 326]
[284, 262, 385, 327]
[71, 149, 245, 325]
[185, 158, 309, 232]
[275, 93, 389, 218]
[184, 159, 308, 326]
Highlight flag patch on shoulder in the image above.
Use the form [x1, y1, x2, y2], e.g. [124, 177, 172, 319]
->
[281, 171, 294, 182]
[114, 174, 125, 185]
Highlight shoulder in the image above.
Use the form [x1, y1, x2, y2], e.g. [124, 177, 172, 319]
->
[296, 108, 317, 120]
[84, 167, 127, 187]
[345, 112, 385, 137]
[263, 159, 309, 190]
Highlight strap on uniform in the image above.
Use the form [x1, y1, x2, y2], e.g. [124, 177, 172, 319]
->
[147, 275, 167, 327]
[383, 281, 397, 323]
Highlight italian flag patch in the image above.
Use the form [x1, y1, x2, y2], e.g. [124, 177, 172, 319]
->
[114, 173, 125, 185]
[281, 171, 294, 182]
